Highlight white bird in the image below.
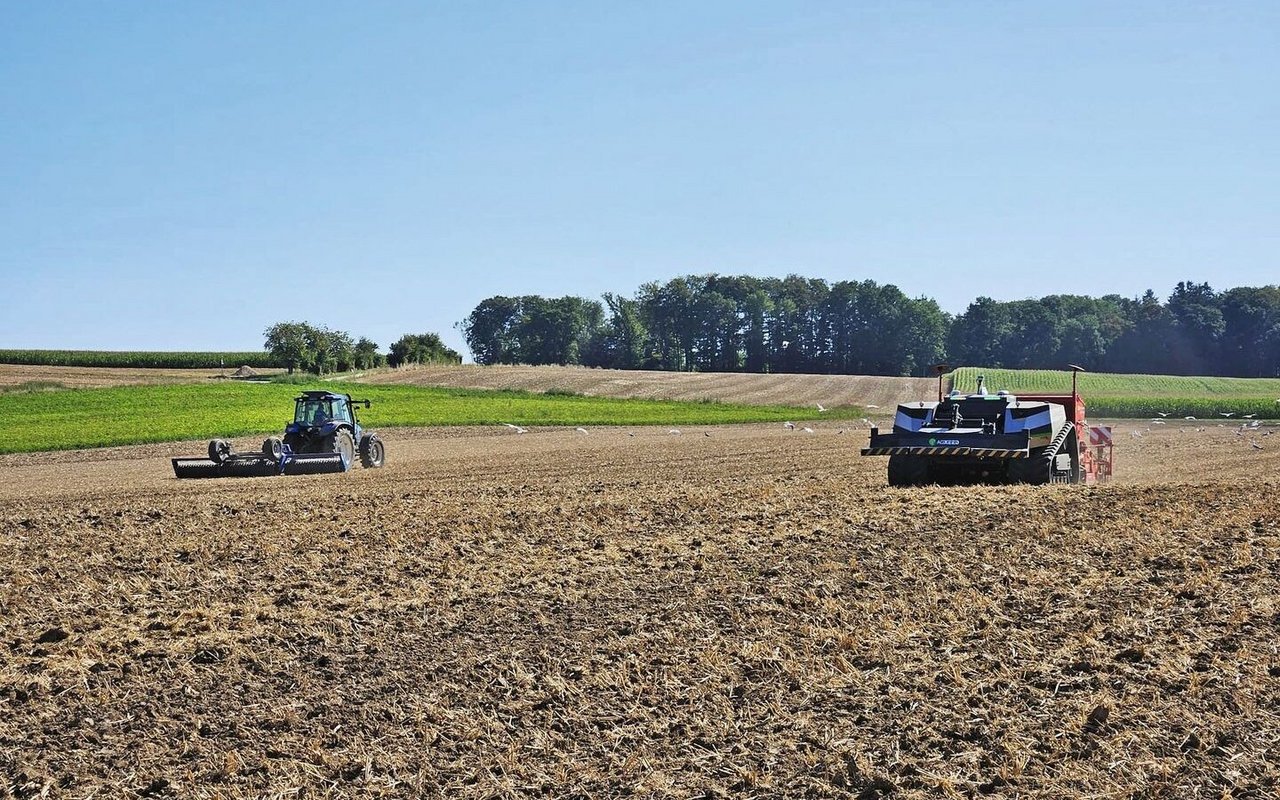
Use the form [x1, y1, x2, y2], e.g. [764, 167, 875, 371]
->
[1220, 412, 1235, 418]
[802, 427, 815, 434]
[1251, 441, 1263, 450]
[866, 404, 880, 409]
[861, 418, 873, 427]
[1244, 413, 1257, 418]
[703, 431, 711, 437]
[1131, 431, 1143, 438]
[502, 423, 528, 434]
[784, 421, 796, 430]
[1157, 412, 1170, 417]
[575, 427, 589, 435]
[1185, 416, 1197, 421]
[816, 403, 826, 413]
[1150, 420, 1166, 425]
[668, 429, 681, 435]
[627, 432, 635, 437]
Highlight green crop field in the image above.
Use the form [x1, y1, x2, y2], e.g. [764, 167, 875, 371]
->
[0, 382, 859, 454]
[0, 349, 278, 369]
[950, 367, 1280, 419]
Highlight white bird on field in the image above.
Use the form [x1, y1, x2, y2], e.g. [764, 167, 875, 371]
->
[784, 421, 796, 430]
[861, 418, 873, 428]
[802, 427, 815, 434]
[575, 427, 589, 435]
[816, 403, 826, 412]
[1131, 431, 1143, 438]
[1185, 416, 1197, 421]
[1156, 412, 1170, 417]
[1244, 413, 1257, 418]
[1220, 412, 1235, 418]
[1251, 441, 1263, 450]
[866, 404, 880, 409]
[1150, 420, 1166, 425]
[668, 429, 682, 435]
[502, 423, 528, 434]
[703, 431, 711, 437]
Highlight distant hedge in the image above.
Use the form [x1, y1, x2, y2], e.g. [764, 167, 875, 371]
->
[0, 350, 280, 369]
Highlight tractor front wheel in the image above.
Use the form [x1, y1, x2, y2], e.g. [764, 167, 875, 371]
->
[359, 434, 386, 468]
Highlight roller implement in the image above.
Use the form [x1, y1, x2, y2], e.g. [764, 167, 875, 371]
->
[172, 391, 386, 479]
[862, 367, 1112, 486]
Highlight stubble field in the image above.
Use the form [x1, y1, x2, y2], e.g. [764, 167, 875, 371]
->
[2, 421, 1278, 798]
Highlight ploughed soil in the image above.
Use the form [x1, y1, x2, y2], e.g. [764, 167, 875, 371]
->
[352, 364, 938, 410]
[0, 365, 280, 390]
[0, 362, 934, 410]
[2, 421, 1278, 798]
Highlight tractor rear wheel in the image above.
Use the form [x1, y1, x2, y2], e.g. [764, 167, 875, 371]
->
[359, 434, 385, 468]
[1007, 448, 1053, 485]
[325, 429, 356, 466]
[887, 454, 930, 486]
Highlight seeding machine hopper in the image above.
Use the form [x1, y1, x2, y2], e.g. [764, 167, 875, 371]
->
[172, 390, 386, 479]
[862, 367, 1112, 486]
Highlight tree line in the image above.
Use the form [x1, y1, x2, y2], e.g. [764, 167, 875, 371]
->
[263, 322, 460, 374]
[458, 276, 1280, 378]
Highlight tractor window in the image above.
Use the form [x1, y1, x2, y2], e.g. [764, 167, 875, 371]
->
[331, 397, 352, 423]
[296, 399, 333, 425]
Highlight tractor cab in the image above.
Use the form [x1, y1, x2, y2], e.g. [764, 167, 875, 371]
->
[295, 393, 354, 427]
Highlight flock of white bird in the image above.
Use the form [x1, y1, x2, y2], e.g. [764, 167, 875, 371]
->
[1130, 410, 1272, 451]
[499, 402, 881, 439]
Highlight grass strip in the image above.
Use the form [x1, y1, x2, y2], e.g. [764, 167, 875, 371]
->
[0, 382, 861, 454]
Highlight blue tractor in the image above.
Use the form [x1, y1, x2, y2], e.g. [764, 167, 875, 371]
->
[172, 391, 386, 478]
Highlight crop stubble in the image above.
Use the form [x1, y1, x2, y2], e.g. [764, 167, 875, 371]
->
[1, 424, 1278, 798]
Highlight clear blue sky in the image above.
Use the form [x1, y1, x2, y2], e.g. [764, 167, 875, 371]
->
[2, 2, 1276, 358]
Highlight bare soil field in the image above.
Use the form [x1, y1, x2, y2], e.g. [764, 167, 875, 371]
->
[355, 364, 937, 409]
[2, 422, 1278, 798]
[0, 365, 277, 390]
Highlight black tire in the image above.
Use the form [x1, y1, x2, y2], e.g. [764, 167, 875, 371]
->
[359, 434, 386, 469]
[325, 428, 356, 467]
[208, 439, 232, 465]
[283, 432, 305, 454]
[1007, 448, 1053, 485]
[887, 454, 930, 486]
[262, 436, 284, 462]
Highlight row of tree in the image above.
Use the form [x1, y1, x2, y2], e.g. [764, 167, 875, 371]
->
[458, 276, 1280, 378]
[263, 322, 460, 374]
[458, 275, 948, 376]
[947, 283, 1280, 377]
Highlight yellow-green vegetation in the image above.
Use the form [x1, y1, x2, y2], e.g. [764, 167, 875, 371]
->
[0, 382, 859, 454]
[0, 349, 276, 369]
[951, 367, 1280, 418]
